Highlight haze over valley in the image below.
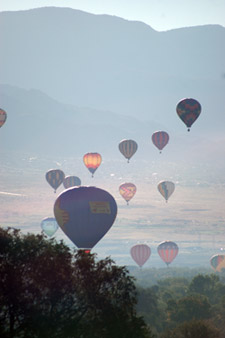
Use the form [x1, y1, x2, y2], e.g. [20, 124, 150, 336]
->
[0, 7, 225, 268]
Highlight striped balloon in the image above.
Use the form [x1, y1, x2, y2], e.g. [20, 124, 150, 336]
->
[130, 244, 151, 267]
[176, 98, 201, 131]
[158, 241, 179, 266]
[63, 176, 81, 189]
[152, 131, 169, 153]
[83, 153, 102, 177]
[0, 108, 7, 128]
[210, 254, 225, 272]
[46, 169, 65, 193]
[119, 139, 138, 162]
[157, 181, 175, 202]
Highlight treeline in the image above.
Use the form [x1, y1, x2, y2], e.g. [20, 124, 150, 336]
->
[1, 227, 225, 338]
[136, 273, 225, 337]
[129, 265, 215, 288]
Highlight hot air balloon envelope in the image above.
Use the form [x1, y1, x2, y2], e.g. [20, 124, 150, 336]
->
[119, 183, 137, 204]
[0, 108, 7, 127]
[41, 217, 59, 237]
[54, 186, 117, 250]
[83, 153, 102, 177]
[63, 176, 81, 189]
[46, 169, 65, 192]
[176, 98, 201, 131]
[152, 131, 169, 152]
[158, 241, 179, 266]
[158, 181, 175, 202]
[119, 139, 138, 162]
[130, 244, 151, 267]
[210, 254, 225, 272]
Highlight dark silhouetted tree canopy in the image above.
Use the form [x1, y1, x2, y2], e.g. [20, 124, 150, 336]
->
[0, 227, 153, 338]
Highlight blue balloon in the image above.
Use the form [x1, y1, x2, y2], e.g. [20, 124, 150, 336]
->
[54, 186, 117, 250]
[41, 217, 58, 237]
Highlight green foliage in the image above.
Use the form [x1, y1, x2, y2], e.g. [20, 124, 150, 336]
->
[168, 294, 211, 323]
[135, 272, 225, 336]
[188, 273, 225, 304]
[130, 266, 212, 288]
[0, 227, 153, 338]
[136, 287, 162, 334]
[160, 320, 220, 338]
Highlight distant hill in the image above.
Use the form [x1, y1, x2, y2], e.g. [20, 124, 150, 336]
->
[1, 84, 224, 165]
[0, 84, 164, 156]
[0, 7, 225, 131]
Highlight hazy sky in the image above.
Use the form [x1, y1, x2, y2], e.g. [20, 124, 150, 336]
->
[0, 0, 225, 31]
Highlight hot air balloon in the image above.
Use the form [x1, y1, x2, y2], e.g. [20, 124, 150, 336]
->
[119, 183, 136, 205]
[41, 217, 59, 237]
[54, 186, 117, 250]
[158, 241, 179, 266]
[63, 176, 81, 189]
[130, 244, 151, 267]
[0, 108, 7, 128]
[157, 181, 175, 202]
[152, 131, 169, 153]
[119, 139, 138, 163]
[83, 153, 102, 177]
[176, 98, 201, 131]
[46, 169, 65, 193]
[210, 254, 225, 272]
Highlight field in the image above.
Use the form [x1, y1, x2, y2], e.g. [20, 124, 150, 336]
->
[0, 150, 225, 268]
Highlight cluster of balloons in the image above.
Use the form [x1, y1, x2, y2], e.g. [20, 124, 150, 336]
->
[128, 98, 201, 267]
[46, 169, 81, 193]
[0, 98, 209, 270]
[40, 97, 202, 262]
[130, 241, 179, 267]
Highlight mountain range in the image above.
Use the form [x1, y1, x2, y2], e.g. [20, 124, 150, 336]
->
[0, 8, 225, 121]
[0, 7, 225, 158]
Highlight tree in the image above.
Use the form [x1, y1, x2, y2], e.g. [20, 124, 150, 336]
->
[160, 319, 220, 338]
[0, 227, 153, 338]
[188, 274, 225, 305]
[136, 287, 162, 334]
[167, 294, 211, 324]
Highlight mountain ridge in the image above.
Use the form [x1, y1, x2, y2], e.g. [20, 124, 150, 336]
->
[1, 7, 224, 122]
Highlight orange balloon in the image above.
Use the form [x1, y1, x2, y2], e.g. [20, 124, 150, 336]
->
[83, 153, 102, 177]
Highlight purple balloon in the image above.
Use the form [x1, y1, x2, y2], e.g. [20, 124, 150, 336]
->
[54, 186, 117, 250]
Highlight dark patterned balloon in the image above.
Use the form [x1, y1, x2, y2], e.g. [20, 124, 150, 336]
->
[176, 98, 201, 131]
